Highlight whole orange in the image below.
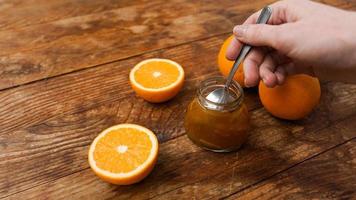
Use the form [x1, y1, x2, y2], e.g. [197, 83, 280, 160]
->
[218, 35, 245, 87]
[258, 74, 321, 120]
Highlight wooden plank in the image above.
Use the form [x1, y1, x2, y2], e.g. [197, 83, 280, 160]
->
[5, 101, 356, 199]
[0, 34, 261, 197]
[1, 81, 356, 198]
[145, 112, 356, 200]
[0, 35, 238, 136]
[0, 32, 355, 197]
[0, 0, 140, 30]
[1, 0, 355, 199]
[0, 0, 279, 90]
[226, 140, 356, 200]
[0, 0, 351, 31]
[1, 0, 354, 90]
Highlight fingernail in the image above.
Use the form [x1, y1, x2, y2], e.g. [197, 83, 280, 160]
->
[262, 77, 266, 83]
[262, 78, 268, 86]
[233, 25, 248, 38]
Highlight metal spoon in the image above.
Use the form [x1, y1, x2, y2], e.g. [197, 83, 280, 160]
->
[206, 6, 272, 104]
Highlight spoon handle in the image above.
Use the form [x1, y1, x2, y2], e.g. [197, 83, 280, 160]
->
[225, 6, 272, 87]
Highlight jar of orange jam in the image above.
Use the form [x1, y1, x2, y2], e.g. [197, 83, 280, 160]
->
[184, 76, 250, 152]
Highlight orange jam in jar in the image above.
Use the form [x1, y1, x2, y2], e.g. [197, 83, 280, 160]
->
[184, 77, 250, 152]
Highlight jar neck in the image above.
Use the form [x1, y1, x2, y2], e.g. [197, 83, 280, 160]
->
[197, 76, 244, 112]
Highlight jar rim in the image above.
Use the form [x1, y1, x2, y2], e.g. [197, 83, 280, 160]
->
[197, 76, 244, 111]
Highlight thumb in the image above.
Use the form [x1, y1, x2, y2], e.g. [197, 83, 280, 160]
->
[233, 24, 282, 49]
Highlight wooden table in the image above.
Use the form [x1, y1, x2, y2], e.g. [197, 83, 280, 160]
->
[1, 0, 356, 199]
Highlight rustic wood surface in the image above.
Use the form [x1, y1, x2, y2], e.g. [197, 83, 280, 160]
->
[0, 0, 355, 199]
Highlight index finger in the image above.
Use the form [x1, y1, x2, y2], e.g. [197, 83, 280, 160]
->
[243, 1, 291, 25]
[226, 1, 290, 61]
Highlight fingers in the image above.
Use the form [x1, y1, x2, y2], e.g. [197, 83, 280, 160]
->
[259, 55, 279, 88]
[233, 24, 281, 49]
[226, 1, 288, 61]
[226, 0, 293, 61]
[243, 0, 294, 26]
[226, 36, 242, 61]
[243, 48, 265, 87]
[224, 9, 263, 61]
[275, 66, 286, 85]
[226, 0, 299, 70]
[240, 48, 291, 88]
[240, 50, 314, 88]
[227, 24, 285, 61]
[255, 51, 290, 88]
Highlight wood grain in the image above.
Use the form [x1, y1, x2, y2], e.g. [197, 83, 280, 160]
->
[5, 101, 356, 199]
[2, 81, 356, 199]
[0, 0, 140, 31]
[1, 0, 356, 199]
[0, 35, 237, 137]
[0, 0, 350, 31]
[227, 140, 356, 200]
[1, 0, 354, 90]
[0, 34, 261, 198]
[147, 112, 356, 200]
[0, 0, 278, 90]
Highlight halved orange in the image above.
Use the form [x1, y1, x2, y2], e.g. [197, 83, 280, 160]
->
[129, 58, 185, 103]
[88, 124, 159, 185]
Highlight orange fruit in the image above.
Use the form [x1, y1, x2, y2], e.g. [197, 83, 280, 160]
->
[218, 35, 245, 87]
[259, 74, 321, 120]
[130, 58, 185, 103]
[88, 124, 159, 185]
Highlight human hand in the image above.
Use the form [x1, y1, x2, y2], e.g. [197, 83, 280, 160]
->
[226, 0, 356, 87]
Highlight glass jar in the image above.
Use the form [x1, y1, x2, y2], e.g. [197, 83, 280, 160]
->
[184, 76, 250, 152]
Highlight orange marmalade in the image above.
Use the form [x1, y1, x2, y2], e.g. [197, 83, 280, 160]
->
[184, 77, 250, 152]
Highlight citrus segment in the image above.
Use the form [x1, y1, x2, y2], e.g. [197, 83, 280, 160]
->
[133, 60, 181, 89]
